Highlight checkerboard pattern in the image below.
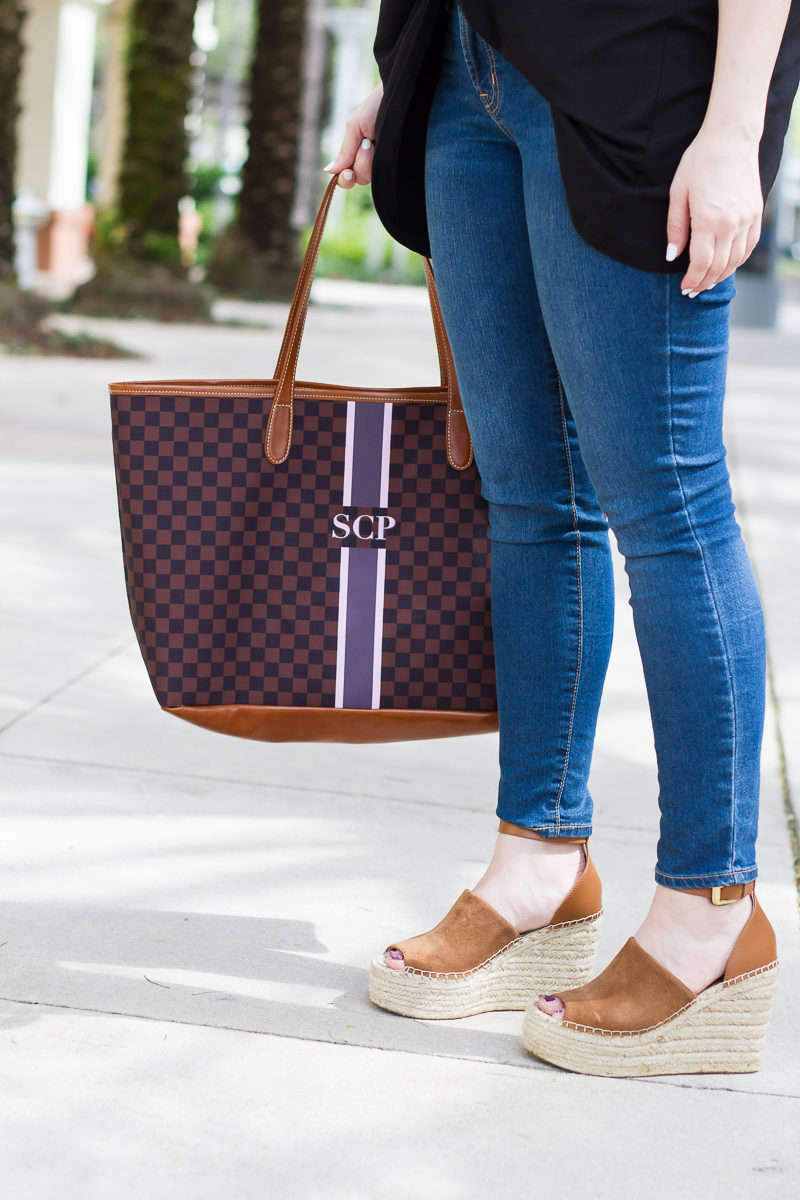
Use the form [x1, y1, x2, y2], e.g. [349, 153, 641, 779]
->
[110, 387, 496, 714]
[382, 404, 496, 710]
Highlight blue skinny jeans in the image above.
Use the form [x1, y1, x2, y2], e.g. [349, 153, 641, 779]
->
[423, 4, 766, 888]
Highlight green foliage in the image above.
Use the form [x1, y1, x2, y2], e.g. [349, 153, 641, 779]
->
[141, 230, 185, 270]
[310, 189, 426, 285]
[189, 163, 227, 205]
[788, 92, 800, 152]
[90, 208, 183, 271]
[90, 208, 129, 258]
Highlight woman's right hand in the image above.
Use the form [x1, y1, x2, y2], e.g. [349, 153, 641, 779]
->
[324, 84, 384, 189]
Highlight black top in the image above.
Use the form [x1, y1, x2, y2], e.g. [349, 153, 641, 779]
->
[372, 0, 800, 273]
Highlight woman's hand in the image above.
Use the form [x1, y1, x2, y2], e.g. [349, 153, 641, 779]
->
[665, 124, 764, 296]
[324, 84, 384, 189]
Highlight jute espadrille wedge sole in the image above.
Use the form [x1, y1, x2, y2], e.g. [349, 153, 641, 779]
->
[369, 831, 603, 1020]
[522, 881, 779, 1078]
[370, 910, 602, 1019]
[522, 962, 778, 1076]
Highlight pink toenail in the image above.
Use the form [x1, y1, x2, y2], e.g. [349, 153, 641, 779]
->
[541, 995, 557, 1002]
[388, 950, 403, 960]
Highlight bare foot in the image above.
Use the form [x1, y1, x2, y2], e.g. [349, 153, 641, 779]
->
[385, 832, 584, 971]
[538, 883, 753, 1017]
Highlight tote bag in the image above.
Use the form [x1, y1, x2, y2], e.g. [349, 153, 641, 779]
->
[109, 177, 497, 742]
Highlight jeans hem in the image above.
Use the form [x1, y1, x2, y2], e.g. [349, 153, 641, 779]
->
[654, 866, 758, 889]
[497, 816, 593, 839]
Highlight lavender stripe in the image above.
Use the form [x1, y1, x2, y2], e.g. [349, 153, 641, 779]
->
[349, 403, 385, 507]
[341, 403, 387, 707]
[342, 549, 378, 708]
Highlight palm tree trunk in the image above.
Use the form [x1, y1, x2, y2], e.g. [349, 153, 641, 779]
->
[69, 0, 211, 319]
[237, 0, 307, 272]
[207, 0, 310, 295]
[117, 0, 197, 260]
[0, 0, 25, 277]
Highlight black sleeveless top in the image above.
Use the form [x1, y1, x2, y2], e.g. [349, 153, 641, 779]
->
[372, 0, 800, 273]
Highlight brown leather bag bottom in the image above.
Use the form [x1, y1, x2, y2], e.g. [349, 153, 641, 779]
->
[168, 704, 499, 743]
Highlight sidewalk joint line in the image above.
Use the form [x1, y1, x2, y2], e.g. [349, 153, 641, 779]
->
[766, 645, 800, 912]
[0, 992, 797, 1100]
[0, 749, 659, 835]
[726, 427, 800, 915]
[0, 638, 135, 738]
[0, 749, 492, 814]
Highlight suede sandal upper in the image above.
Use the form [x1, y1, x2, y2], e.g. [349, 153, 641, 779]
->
[552, 895, 778, 1034]
[387, 890, 520, 975]
[386, 844, 603, 976]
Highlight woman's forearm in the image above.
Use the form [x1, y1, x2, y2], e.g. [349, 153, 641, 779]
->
[703, 0, 792, 143]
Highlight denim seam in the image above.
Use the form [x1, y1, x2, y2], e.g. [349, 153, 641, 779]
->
[485, 109, 514, 142]
[480, 42, 515, 139]
[458, 13, 484, 101]
[656, 867, 757, 881]
[497, 822, 592, 833]
[554, 372, 584, 827]
[481, 40, 500, 113]
[458, 12, 514, 141]
[664, 278, 738, 873]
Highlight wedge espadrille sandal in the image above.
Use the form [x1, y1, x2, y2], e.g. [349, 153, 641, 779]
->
[522, 881, 779, 1076]
[369, 825, 603, 1020]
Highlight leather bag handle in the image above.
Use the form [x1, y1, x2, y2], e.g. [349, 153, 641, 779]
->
[265, 174, 473, 470]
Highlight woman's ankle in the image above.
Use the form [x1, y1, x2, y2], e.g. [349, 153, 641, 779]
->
[472, 832, 585, 933]
[634, 884, 752, 993]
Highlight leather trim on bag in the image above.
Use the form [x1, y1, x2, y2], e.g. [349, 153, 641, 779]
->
[167, 704, 499, 742]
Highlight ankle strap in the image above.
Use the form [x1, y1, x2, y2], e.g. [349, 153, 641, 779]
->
[678, 881, 755, 905]
[498, 819, 587, 845]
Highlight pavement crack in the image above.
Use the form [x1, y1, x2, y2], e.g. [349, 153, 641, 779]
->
[0, 993, 797, 1100]
[0, 637, 135, 738]
[143, 974, 171, 989]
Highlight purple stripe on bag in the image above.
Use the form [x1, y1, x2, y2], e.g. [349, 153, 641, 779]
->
[349, 402, 386, 507]
[342, 550, 379, 707]
[341, 403, 388, 707]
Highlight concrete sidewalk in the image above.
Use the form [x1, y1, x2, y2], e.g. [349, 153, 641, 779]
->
[0, 287, 798, 1198]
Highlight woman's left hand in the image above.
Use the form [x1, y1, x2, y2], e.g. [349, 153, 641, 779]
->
[665, 125, 764, 296]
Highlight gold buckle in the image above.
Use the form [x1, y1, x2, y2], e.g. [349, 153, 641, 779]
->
[711, 886, 739, 906]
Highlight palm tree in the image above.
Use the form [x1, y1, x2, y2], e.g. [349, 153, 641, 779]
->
[209, 0, 311, 296]
[0, 0, 25, 277]
[71, 0, 211, 320]
[117, 0, 198, 260]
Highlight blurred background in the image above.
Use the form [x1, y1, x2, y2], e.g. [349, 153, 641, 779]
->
[2, 0, 799, 349]
[1, 0, 430, 354]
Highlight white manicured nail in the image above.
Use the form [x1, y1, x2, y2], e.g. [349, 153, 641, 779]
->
[342, 169, 354, 181]
[360, 138, 374, 150]
[688, 290, 699, 298]
[666, 243, 679, 262]
[681, 289, 692, 296]
[323, 161, 336, 172]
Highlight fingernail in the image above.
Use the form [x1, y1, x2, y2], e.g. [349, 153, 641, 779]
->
[342, 169, 354, 181]
[681, 289, 692, 297]
[665, 243, 679, 262]
[688, 290, 699, 298]
[323, 161, 336, 172]
[360, 138, 373, 150]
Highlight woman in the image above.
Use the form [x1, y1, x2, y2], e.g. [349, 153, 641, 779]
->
[325, 0, 800, 1076]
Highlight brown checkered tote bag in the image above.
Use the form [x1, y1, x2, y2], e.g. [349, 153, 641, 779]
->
[109, 177, 497, 742]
